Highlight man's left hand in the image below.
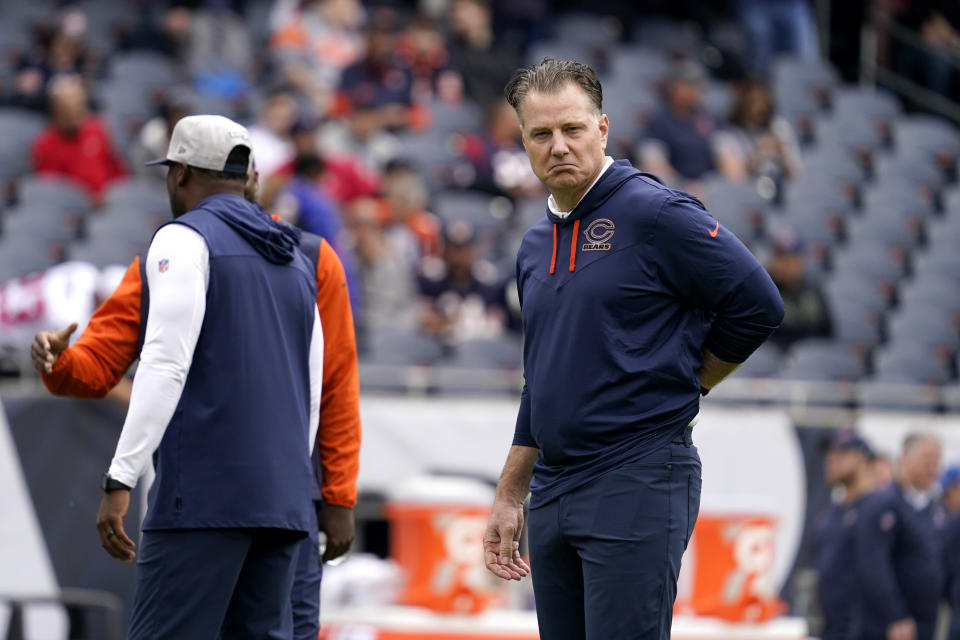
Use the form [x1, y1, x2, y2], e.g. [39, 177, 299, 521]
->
[317, 504, 354, 562]
[96, 490, 136, 562]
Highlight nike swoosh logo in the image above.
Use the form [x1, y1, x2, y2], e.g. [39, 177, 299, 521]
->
[709, 221, 719, 237]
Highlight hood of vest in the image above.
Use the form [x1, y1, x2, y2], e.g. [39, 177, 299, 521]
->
[545, 159, 663, 226]
[193, 194, 302, 264]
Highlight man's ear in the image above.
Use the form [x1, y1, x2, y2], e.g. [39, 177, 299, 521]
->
[174, 163, 190, 187]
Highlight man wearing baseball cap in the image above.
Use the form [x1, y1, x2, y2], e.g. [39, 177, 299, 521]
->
[815, 430, 876, 640]
[97, 115, 323, 639]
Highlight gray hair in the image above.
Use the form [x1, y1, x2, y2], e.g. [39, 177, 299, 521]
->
[504, 58, 603, 121]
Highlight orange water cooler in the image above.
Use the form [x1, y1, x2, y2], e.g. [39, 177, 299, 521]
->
[677, 501, 785, 623]
[383, 476, 507, 615]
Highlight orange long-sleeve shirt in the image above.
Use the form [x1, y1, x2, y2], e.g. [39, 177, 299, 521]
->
[41, 241, 361, 508]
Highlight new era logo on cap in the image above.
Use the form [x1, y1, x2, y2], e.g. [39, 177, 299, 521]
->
[146, 115, 251, 175]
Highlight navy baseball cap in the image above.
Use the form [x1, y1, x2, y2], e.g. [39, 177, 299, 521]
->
[828, 429, 873, 457]
[941, 465, 960, 491]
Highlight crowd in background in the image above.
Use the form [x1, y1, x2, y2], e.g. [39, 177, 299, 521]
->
[0, 0, 958, 380]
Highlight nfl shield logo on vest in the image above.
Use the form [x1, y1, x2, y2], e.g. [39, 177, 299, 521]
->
[582, 218, 615, 251]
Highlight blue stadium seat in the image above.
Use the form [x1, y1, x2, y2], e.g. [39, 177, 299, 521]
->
[701, 179, 768, 243]
[833, 87, 900, 148]
[887, 303, 960, 352]
[0, 238, 60, 281]
[17, 176, 90, 213]
[363, 330, 446, 366]
[554, 13, 623, 49]
[779, 339, 866, 382]
[631, 18, 700, 56]
[425, 99, 483, 137]
[730, 342, 783, 379]
[1, 205, 82, 245]
[432, 190, 513, 231]
[68, 236, 146, 269]
[0, 109, 45, 180]
[450, 337, 523, 370]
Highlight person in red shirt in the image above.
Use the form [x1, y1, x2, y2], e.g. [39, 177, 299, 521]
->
[31, 169, 361, 640]
[31, 74, 128, 204]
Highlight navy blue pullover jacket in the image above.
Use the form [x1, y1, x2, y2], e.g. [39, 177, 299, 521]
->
[815, 497, 868, 640]
[513, 160, 783, 508]
[143, 194, 318, 532]
[853, 483, 946, 638]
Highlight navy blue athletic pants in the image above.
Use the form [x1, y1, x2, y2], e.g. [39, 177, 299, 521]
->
[127, 528, 304, 640]
[528, 435, 702, 640]
[291, 504, 323, 640]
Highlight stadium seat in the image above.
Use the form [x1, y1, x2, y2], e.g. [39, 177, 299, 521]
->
[392, 131, 469, 192]
[67, 236, 147, 268]
[913, 248, 960, 280]
[832, 87, 901, 148]
[871, 347, 953, 385]
[16, 176, 90, 213]
[363, 331, 446, 367]
[730, 342, 783, 379]
[894, 115, 960, 181]
[779, 339, 867, 382]
[0, 205, 82, 245]
[887, 303, 960, 352]
[0, 238, 59, 281]
[103, 178, 170, 217]
[701, 179, 768, 243]
[772, 56, 838, 111]
[424, 99, 483, 137]
[554, 12, 623, 49]
[432, 190, 513, 231]
[0, 108, 46, 181]
[450, 337, 523, 370]
[108, 51, 180, 90]
[631, 18, 701, 56]
[604, 46, 668, 91]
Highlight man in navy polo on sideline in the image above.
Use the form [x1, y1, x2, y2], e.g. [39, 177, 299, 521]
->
[481, 58, 784, 640]
[854, 433, 946, 640]
[943, 466, 960, 640]
[815, 430, 877, 640]
[95, 115, 323, 639]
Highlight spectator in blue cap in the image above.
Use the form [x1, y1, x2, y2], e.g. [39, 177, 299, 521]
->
[815, 429, 876, 640]
[765, 227, 831, 350]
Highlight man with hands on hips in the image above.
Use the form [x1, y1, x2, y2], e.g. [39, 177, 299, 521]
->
[483, 59, 783, 640]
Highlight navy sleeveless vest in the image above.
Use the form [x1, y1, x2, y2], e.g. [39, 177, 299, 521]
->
[141, 195, 318, 532]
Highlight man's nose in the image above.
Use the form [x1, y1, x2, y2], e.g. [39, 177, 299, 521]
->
[550, 131, 568, 156]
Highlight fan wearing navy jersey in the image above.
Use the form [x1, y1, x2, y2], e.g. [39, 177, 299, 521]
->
[943, 466, 960, 640]
[481, 59, 784, 640]
[854, 433, 947, 640]
[814, 431, 876, 640]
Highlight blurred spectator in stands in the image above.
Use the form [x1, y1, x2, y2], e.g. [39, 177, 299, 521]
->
[249, 89, 298, 180]
[31, 74, 128, 205]
[335, 21, 416, 136]
[271, 0, 366, 116]
[715, 80, 803, 198]
[941, 466, 960, 516]
[118, 4, 191, 59]
[638, 61, 718, 190]
[458, 98, 542, 198]
[397, 14, 463, 104]
[261, 119, 381, 210]
[185, 2, 253, 97]
[737, 0, 818, 76]
[894, 0, 960, 101]
[7, 18, 93, 112]
[446, 0, 519, 109]
[348, 196, 419, 334]
[380, 160, 442, 258]
[855, 433, 946, 640]
[130, 91, 191, 177]
[418, 220, 506, 341]
[816, 430, 876, 640]
[321, 21, 420, 170]
[764, 229, 831, 350]
[273, 153, 343, 243]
